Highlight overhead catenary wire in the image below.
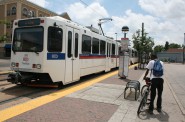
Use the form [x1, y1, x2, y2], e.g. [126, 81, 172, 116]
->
[78, 0, 146, 42]
[79, 0, 106, 18]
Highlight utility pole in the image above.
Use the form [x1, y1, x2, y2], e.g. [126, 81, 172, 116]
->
[115, 33, 117, 41]
[142, 23, 144, 38]
[140, 23, 144, 69]
[183, 33, 185, 64]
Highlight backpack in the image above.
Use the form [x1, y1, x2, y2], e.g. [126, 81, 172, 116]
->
[153, 60, 163, 77]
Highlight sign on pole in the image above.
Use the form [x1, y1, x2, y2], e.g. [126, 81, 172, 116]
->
[118, 38, 130, 78]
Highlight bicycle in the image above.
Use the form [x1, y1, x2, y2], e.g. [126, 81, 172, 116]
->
[141, 77, 151, 96]
[137, 77, 151, 115]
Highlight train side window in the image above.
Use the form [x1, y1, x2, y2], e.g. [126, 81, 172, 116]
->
[68, 31, 72, 58]
[132, 51, 134, 57]
[119, 46, 121, 55]
[48, 27, 63, 52]
[92, 38, 99, 54]
[82, 35, 91, 54]
[100, 40, 105, 55]
[106, 43, 111, 57]
[135, 51, 138, 57]
[75, 33, 78, 58]
[112, 44, 115, 55]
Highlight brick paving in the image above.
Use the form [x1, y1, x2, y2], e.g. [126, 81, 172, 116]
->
[3, 65, 185, 122]
[6, 97, 118, 122]
[101, 68, 144, 86]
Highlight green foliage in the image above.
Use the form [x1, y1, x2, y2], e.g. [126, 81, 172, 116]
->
[0, 20, 10, 43]
[154, 42, 181, 53]
[154, 45, 164, 54]
[0, 34, 8, 42]
[132, 29, 154, 54]
[0, 20, 10, 25]
[169, 43, 181, 48]
[132, 29, 154, 64]
[164, 41, 169, 51]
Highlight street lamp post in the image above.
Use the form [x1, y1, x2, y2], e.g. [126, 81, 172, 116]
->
[115, 33, 117, 41]
[122, 26, 129, 38]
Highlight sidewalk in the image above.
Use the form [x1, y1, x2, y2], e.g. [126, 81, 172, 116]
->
[1, 66, 185, 122]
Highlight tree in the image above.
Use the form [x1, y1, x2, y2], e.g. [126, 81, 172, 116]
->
[153, 42, 181, 54]
[164, 41, 169, 51]
[0, 20, 10, 43]
[0, 34, 8, 42]
[132, 29, 154, 63]
[154, 45, 164, 54]
[0, 20, 10, 25]
[169, 43, 181, 48]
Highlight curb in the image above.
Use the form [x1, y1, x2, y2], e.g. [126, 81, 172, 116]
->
[165, 76, 185, 115]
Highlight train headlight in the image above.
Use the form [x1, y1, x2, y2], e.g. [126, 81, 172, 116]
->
[11, 62, 16, 67]
[16, 63, 19, 67]
[36, 64, 41, 69]
[32, 64, 41, 69]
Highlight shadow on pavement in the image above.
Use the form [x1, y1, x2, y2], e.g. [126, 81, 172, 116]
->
[138, 109, 169, 121]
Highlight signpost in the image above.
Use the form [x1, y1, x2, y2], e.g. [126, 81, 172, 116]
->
[118, 38, 130, 79]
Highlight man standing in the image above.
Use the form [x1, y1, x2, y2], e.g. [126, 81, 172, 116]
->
[143, 54, 164, 114]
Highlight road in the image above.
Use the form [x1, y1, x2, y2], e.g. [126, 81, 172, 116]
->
[164, 63, 185, 114]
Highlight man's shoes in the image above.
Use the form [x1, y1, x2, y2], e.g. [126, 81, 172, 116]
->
[147, 109, 154, 114]
[157, 108, 162, 112]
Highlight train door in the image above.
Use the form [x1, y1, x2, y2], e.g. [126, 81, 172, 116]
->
[65, 26, 80, 83]
[105, 42, 111, 71]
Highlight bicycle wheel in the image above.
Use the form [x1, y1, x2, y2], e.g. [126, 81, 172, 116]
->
[137, 92, 147, 115]
[141, 85, 148, 97]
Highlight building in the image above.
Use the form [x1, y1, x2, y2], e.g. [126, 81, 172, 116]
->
[0, 0, 71, 58]
[157, 48, 185, 63]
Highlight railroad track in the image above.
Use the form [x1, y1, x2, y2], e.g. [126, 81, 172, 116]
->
[0, 72, 57, 106]
[0, 73, 8, 81]
[0, 85, 56, 106]
[0, 74, 12, 92]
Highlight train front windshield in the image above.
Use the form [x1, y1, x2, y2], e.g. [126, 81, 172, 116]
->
[12, 27, 44, 52]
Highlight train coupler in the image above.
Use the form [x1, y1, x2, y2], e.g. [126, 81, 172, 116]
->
[7, 72, 34, 84]
[7, 72, 21, 84]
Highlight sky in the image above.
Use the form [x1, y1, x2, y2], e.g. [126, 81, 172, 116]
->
[28, 0, 185, 47]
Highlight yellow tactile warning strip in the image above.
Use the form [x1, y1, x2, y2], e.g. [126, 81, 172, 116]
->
[0, 71, 13, 75]
[0, 64, 138, 121]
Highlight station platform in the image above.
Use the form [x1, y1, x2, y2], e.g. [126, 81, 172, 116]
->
[0, 65, 185, 122]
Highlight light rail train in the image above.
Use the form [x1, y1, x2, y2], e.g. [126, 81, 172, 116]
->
[128, 48, 138, 65]
[8, 16, 138, 86]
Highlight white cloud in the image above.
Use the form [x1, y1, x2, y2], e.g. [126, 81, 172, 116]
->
[66, 2, 109, 28]
[45, 0, 185, 46]
[27, 0, 49, 7]
[66, 1, 184, 46]
[139, 0, 185, 19]
[105, 9, 185, 46]
[138, 0, 185, 45]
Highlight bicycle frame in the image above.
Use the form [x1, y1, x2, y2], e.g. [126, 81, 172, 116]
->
[137, 78, 151, 115]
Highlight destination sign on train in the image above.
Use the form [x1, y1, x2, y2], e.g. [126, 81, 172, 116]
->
[18, 19, 40, 27]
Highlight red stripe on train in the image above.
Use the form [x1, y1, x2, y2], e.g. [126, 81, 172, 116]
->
[80, 55, 106, 59]
[79, 55, 119, 59]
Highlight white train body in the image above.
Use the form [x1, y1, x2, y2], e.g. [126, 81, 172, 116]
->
[8, 16, 120, 85]
[128, 47, 138, 65]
